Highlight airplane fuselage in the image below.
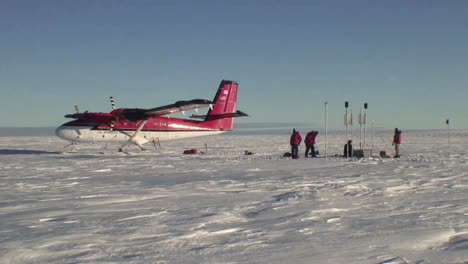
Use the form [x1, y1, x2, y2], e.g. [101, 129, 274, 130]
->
[56, 114, 227, 144]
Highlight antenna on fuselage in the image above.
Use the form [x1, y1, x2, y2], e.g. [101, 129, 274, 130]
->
[110, 96, 116, 110]
[74, 105, 80, 114]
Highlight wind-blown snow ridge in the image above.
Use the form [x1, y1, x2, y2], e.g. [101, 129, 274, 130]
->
[0, 130, 467, 263]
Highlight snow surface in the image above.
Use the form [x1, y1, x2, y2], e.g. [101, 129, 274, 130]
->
[0, 129, 467, 264]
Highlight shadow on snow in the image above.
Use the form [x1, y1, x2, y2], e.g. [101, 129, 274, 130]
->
[0, 149, 60, 155]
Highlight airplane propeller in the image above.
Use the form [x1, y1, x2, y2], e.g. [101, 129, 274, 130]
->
[65, 104, 90, 119]
[110, 96, 116, 110]
[65, 105, 82, 118]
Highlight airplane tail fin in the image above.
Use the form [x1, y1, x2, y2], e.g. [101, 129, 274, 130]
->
[204, 80, 247, 130]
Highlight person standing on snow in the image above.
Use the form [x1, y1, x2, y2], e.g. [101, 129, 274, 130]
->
[305, 131, 318, 157]
[392, 128, 402, 158]
[290, 128, 302, 158]
[343, 140, 353, 158]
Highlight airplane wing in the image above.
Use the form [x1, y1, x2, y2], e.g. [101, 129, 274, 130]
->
[121, 99, 213, 122]
[190, 110, 249, 120]
[144, 99, 213, 116]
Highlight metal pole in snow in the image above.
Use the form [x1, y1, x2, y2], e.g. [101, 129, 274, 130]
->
[350, 109, 353, 155]
[446, 119, 450, 148]
[363, 103, 368, 152]
[325, 102, 329, 158]
[351, 110, 354, 157]
[345, 102, 349, 158]
[371, 120, 375, 157]
[359, 108, 363, 150]
[345, 102, 349, 141]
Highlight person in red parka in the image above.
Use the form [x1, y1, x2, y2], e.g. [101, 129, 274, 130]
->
[290, 128, 302, 158]
[392, 128, 402, 158]
[305, 130, 318, 157]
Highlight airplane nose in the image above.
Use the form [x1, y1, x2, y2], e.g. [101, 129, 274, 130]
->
[55, 126, 77, 141]
[55, 126, 66, 140]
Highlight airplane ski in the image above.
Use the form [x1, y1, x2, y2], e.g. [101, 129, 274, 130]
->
[119, 120, 148, 151]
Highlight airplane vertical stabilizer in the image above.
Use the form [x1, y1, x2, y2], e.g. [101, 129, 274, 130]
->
[204, 80, 239, 130]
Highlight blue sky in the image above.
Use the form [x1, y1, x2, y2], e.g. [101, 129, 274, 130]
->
[1, 1, 467, 129]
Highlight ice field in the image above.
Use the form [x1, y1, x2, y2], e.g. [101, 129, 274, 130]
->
[0, 127, 467, 263]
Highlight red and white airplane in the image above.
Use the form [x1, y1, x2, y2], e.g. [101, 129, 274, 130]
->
[55, 80, 247, 151]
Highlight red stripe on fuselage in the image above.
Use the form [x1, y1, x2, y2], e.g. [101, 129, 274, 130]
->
[62, 115, 229, 132]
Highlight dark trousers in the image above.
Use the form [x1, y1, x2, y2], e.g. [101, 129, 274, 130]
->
[291, 144, 299, 157]
[344, 143, 353, 157]
[305, 144, 316, 157]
